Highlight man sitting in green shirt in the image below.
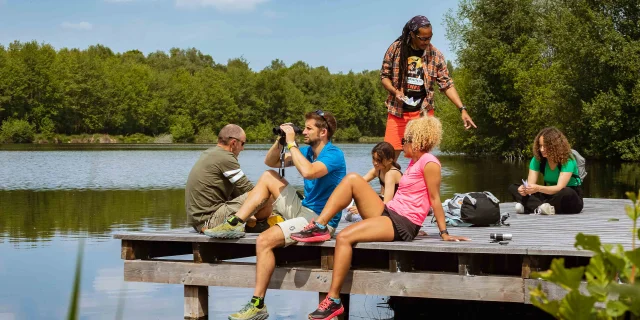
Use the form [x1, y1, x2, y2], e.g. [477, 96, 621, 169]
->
[184, 124, 273, 233]
[508, 127, 584, 215]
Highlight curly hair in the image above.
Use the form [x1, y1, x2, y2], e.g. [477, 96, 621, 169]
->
[532, 127, 572, 165]
[405, 116, 442, 153]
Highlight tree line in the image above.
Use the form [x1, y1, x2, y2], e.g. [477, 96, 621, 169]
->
[0, 0, 638, 160]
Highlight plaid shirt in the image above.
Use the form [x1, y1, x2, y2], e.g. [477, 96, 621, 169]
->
[380, 41, 454, 117]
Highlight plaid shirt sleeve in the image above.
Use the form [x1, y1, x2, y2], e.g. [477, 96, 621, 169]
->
[380, 41, 398, 80]
[434, 50, 454, 91]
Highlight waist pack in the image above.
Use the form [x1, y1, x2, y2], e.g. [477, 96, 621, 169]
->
[432, 191, 508, 227]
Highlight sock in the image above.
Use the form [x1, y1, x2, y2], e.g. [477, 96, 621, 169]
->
[227, 215, 244, 226]
[250, 296, 264, 308]
[314, 222, 326, 230]
[329, 297, 341, 305]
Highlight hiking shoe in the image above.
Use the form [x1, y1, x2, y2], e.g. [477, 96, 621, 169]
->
[308, 296, 344, 320]
[228, 302, 269, 320]
[290, 220, 331, 243]
[515, 203, 525, 214]
[534, 203, 555, 215]
[203, 221, 245, 239]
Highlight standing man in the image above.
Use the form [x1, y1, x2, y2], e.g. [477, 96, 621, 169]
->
[185, 124, 272, 234]
[205, 110, 346, 320]
[381, 15, 477, 161]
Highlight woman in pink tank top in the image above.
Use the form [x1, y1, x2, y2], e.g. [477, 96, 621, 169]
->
[289, 116, 470, 319]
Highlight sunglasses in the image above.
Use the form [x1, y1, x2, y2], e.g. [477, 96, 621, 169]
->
[413, 33, 432, 42]
[228, 137, 245, 146]
[401, 137, 412, 146]
[315, 109, 331, 133]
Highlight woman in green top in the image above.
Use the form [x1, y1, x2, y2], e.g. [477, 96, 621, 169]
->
[508, 127, 584, 214]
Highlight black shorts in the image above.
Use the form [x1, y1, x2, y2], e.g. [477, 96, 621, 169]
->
[381, 205, 421, 241]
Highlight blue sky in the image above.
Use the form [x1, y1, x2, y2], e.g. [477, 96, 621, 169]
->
[0, 0, 462, 73]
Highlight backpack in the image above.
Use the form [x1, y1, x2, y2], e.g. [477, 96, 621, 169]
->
[539, 149, 587, 185]
[433, 191, 508, 227]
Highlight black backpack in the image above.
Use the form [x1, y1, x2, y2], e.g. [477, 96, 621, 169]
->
[440, 191, 503, 226]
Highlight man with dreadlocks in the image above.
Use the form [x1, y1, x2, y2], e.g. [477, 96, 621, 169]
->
[381, 15, 477, 161]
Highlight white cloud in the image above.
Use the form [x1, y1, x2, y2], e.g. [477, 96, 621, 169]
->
[175, 0, 268, 12]
[60, 22, 93, 31]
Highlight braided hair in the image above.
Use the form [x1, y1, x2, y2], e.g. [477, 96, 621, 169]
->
[395, 15, 431, 92]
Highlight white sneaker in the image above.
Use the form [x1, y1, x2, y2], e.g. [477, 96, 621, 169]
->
[534, 203, 555, 215]
[515, 203, 525, 214]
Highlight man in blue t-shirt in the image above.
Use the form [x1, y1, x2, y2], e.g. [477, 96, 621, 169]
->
[204, 110, 346, 319]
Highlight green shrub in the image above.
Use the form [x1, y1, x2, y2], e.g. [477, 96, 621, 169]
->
[530, 191, 640, 319]
[122, 133, 154, 144]
[333, 126, 361, 142]
[153, 134, 173, 144]
[0, 118, 35, 143]
[170, 116, 194, 143]
[246, 122, 275, 142]
[194, 127, 217, 144]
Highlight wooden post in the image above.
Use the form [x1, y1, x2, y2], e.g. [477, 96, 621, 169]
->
[389, 251, 413, 273]
[184, 285, 208, 320]
[320, 247, 349, 320]
[184, 243, 208, 320]
[521, 255, 540, 278]
[458, 254, 473, 276]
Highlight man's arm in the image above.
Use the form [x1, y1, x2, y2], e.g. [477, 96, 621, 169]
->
[288, 146, 328, 180]
[219, 157, 254, 195]
[264, 139, 292, 168]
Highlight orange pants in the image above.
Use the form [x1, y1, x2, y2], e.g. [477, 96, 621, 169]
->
[384, 109, 435, 150]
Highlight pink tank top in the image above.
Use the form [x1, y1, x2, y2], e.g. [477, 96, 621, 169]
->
[386, 153, 441, 226]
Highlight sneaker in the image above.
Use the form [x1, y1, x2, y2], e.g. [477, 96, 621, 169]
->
[290, 220, 331, 243]
[203, 221, 245, 239]
[228, 302, 269, 320]
[515, 203, 525, 214]
[308, 296, 344, 320]
[534, 203, 555, 215]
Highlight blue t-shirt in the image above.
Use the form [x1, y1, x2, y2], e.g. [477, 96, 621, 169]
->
[300, 142, 346, 229]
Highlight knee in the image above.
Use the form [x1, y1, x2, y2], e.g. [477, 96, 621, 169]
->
[344, 172, 362, 183]
[256, 232, 278, 251]
[335, 230, 353, 245]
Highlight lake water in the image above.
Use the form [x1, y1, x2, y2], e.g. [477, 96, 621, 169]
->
[1, 144, 638, 319]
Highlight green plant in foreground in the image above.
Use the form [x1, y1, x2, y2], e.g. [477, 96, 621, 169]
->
[67, 239, 85, 320]
[529, 191, 640, 319]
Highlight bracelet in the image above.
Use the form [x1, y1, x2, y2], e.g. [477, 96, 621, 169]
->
[459, 106, 467, 113]
[287, 142, 298, 150]
[439, 229, 449, 236]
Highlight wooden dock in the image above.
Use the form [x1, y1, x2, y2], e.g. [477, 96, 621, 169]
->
[114, 198, 635, 319]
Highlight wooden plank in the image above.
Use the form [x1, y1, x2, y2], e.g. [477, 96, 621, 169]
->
[184, 285, 208, 319]
[113, 198, 634, 257]
[121, 240, 192, 260]
[124, 260, 525, 303]
[321, 247, 334, 270]
[524, 279, 589, 304]
[193, 242, 256, 263]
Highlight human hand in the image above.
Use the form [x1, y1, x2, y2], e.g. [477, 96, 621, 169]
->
[279, 123, 296, 144]
[441, 234, 471, 242]
[394, 90, 405, 104]
[518, 185, 527, 196]
[461, 110, 477, 129]
[524, 183, 540, 195]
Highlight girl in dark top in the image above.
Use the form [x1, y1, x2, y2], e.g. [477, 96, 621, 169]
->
[508, 127, 584, 215]
[346, 142, 402, 221]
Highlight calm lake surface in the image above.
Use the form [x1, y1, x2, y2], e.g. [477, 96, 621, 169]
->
[1, 143, 638, 319]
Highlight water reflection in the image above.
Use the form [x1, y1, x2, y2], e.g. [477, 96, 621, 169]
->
[1, 144, 638, 319]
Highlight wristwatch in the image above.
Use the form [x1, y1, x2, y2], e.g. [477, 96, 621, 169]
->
[287, 141, 298, 150]
[458, 106, 467, 113]
[439, 229, 449, 236]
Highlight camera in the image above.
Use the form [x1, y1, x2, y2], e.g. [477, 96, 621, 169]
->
[272, 124, 303, 136]
[489, 233, 512, 241]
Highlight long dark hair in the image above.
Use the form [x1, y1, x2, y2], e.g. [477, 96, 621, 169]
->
[396, 18, 431, 92]
[372, 142, 401, 170]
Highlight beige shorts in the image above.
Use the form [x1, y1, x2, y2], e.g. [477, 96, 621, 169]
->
[274, 184, 335, 246]
[201, 193, 248, 232]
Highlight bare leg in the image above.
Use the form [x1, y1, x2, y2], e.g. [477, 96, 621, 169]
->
[327, 216, 395, 298]
[235, 170, 288, 222]
[315, 172, 385, 225]
[253, 226, 286, 297]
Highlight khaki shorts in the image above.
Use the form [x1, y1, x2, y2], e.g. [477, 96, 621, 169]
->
[274, 184, 335, 246]
[201, 193, 248, 232]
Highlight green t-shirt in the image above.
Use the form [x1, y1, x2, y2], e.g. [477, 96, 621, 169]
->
[529, 156, 581, 187]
